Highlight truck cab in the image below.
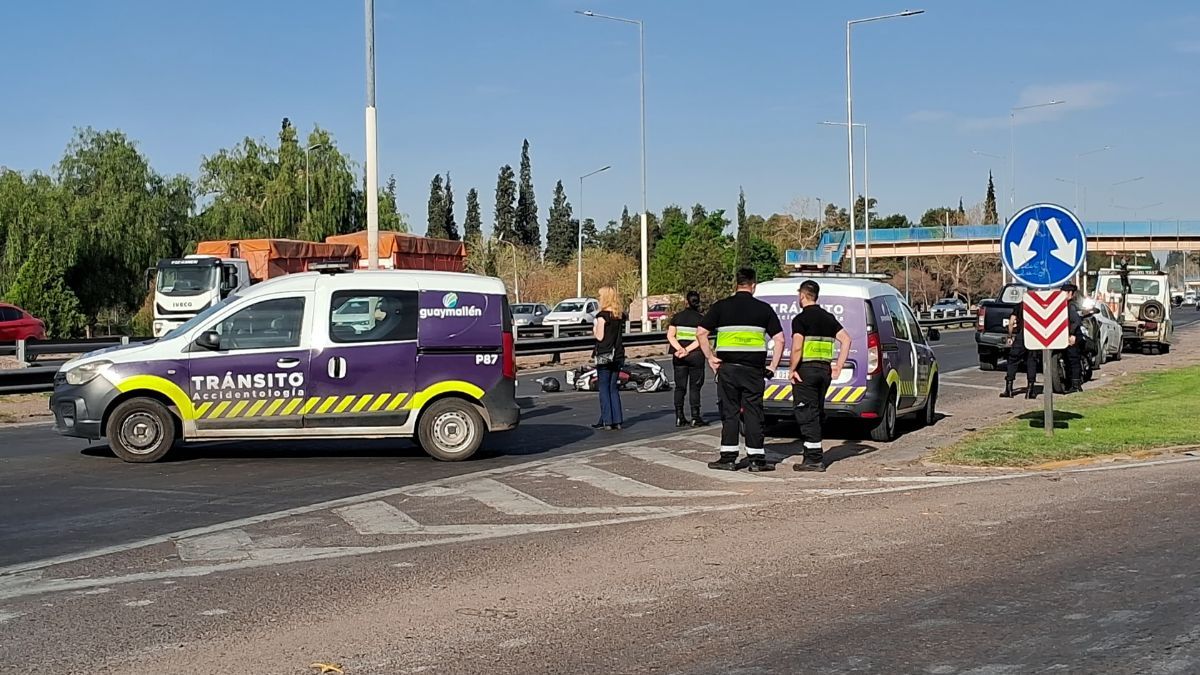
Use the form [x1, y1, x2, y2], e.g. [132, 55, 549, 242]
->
[152, 256, 251, 337]
[1094, 267, 1173, 355]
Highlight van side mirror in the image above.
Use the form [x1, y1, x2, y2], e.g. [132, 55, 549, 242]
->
[926, 328, 941, 342]
[195, 330, 222, 351]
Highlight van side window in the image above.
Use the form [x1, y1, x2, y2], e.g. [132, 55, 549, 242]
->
[882, 297, 910, 341]
[902, 304, 926, 345]
[213, 297, 305, 350]
[330, 290, 418, 343]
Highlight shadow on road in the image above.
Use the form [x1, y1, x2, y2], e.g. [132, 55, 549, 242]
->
[1018, 409, 1084, 430]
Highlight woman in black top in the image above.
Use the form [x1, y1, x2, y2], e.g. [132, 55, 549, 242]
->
[667, 290, 709, 427]
[592, 285, 626, 430]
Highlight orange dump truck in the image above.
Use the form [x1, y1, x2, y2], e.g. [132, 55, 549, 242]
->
[325, 231, 466, 272]
[194, 238, 360, 281]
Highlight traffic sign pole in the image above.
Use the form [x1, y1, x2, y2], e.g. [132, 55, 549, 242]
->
[1043, 349, 1053, 436]
[1002, 204, 1088, 438]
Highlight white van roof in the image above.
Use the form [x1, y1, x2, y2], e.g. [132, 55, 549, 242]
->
[754, 276, 901, 301]
[238, 270, 506, 300]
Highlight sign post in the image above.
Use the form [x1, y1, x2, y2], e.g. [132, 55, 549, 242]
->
[1001, 204, 1088, 436]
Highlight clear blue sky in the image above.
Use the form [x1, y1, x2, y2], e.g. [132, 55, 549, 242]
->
[1, 0, 1197, 234]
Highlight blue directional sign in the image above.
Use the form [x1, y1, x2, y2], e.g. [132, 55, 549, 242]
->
[1001, 203, 1087, 289]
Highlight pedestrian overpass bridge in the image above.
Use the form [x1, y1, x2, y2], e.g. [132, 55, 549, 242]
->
[786, 221, 1200, 266]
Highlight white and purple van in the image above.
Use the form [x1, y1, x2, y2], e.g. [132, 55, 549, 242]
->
[755, 275, 941, 442]
[50, 269, 519, 462]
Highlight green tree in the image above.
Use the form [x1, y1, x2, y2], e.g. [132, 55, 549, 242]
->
[984, 171, 999, 224]
[493, 165, 518, 242]
[426, 173, 446, 238]
[464, 188, 482, 241]
[920, 206, 964, 228]
[379, 175, 408, 233]
[5, 240, 87, 337]
[678, 217, 732, 303]
[580, 217, 598, 248]
[544, 180, 575, 265]
[690, 203, 708, 227]
[824, 202, 849, 229]
[744, 237, 782, 283]
[735, 187, 751, 269]
[853, 195, 878, 227]
[874, 213, 911, 229]
[515, 139, 540, 249]
[443, 172, 458, 240]
[648, 205, 692, 294]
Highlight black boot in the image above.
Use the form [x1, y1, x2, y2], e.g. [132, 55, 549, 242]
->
[675, 412, 689, 428]
[1066, 382, 1083, 394]
[1000, 380, 1015, 398]
[691, 411, 709, 427]
[747, 456, 775, 472]
[707, 452, 739, 471]
[1025, 383, 1037, 399]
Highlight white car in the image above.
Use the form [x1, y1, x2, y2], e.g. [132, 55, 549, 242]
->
[543, 297, 599, 326]
[1081, 298, 1123, 366]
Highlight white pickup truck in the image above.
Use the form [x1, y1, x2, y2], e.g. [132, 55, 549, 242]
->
[1094, 267, 1173, 355]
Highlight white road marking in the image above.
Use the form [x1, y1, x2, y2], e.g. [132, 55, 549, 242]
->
[334, 502, 423, 535]
[124, 600, 154, 607]
[176, 530, 253, 562]
[548, 461, 740, 498]
[436, 478, 693, 515]
[874, 476, 978, 483]
[199, 609, 229, 616]
[940, 381, 1000, 392]
[619, 447, 773, 482]
[0, 610, 21, 623]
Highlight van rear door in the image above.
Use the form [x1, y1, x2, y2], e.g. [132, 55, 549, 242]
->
[760, 293, 867, 403]
[880, 296, 919, 409]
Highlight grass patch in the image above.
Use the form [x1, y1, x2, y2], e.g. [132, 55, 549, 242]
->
[934, 365, 1200, 467]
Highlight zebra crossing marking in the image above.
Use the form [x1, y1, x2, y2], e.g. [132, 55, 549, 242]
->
[547, 461, 740, 498]
[618, 448, 775, 482]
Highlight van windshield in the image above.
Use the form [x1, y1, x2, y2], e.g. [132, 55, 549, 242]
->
[164, 295, 238, 338]
[554, 301, 586, 313]
[1105, 278, 1161, 295]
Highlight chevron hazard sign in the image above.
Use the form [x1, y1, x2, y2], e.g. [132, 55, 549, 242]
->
[1023, 290, 1069, 350]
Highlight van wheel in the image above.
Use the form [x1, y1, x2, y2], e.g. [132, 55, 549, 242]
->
[418, 398, 485, 461]
[106, 398, 176, 463]
[869, 389, 898, 442]
[921, 380, 938, 427]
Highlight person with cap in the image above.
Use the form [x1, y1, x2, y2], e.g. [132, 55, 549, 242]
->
[1062, 282, 1085, 393]
[666, 290, 709, 427]
[695, 268, 785, 473]
[789, 280, 852, 472]
[1000, 298, 1039, 399]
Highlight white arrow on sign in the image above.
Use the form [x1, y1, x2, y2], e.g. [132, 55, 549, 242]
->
[1008, 218, 1040, 268]
[1045, 217, 1079, 266]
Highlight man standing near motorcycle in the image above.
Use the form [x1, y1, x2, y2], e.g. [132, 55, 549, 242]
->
[696, 268, 785, 473]
[667, 291, 709, 428]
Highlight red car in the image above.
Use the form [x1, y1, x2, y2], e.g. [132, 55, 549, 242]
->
[0, 303, 47, 341]
[646, 302, 671, 323]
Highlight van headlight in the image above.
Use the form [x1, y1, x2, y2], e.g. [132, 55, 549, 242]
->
[64, 360, 113, 386]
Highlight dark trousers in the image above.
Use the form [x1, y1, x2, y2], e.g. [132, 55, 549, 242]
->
[793, 363, 832, 464]
[1006, 337, 1038, 385]
[673, 357, 705, 416]
[717, 363, 765, 456]
[596, 362, 624, 426]
[1065, 333, 1084, 386]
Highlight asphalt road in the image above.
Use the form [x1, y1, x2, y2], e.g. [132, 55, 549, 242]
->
[0, 320, 1193, 569]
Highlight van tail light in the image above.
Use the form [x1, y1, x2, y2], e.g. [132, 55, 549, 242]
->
[976, 307, 986, 331]
[502, 331, 516, 380]
[866, 331, 881, 376]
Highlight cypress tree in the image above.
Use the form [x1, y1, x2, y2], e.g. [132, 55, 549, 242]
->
[984, 172, 999, 224]
[545, 180, 575, 265]
[426, 173, 446, 238]
[465, 188, 482, 241]
[516, 139, 540, 249]
[443, 172, 458, 240]
[735, 187, 751, 268]
[493, 165, 518, 242]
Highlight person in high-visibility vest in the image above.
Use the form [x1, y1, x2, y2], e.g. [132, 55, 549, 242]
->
[666, 290, 709, 428]
[788, 280, 852, 472]
[696, 268, 785, 472]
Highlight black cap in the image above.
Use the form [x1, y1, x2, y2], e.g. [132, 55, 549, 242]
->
[1061, 283, 1079, 292]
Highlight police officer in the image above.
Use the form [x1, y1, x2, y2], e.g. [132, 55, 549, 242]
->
[696, 268, 785, 473]
[1000, 300, 1039, 399]
[666, 290, 709, 427]
[789, 281, 852, 472]
[1063, 282, 1084, 393]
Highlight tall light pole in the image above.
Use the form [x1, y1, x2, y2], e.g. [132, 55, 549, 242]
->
[495, 237, 520, 302]
[821, 121, 870, 270]
[1073, 145, 1110, 217]
[305, 142, 325, 222]
[1009, 99, 1064, 212]
[846, 9, 924, 274]
[577, 165, 612, 297]
[364, 0, 380, 269]
[577, 10, 648, 328]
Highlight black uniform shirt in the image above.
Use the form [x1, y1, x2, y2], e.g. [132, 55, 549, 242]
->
[791, 305, 843, 365]
[668, 307, 705, 362]
[699, 290, 783, 368]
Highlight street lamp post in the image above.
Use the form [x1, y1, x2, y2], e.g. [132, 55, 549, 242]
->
[1073, 145, 1110, 217]
[305, 142, 325, 222]
[577, 10, 649, 329]
[821, 121, 869, 270]
[363, 0, 380, 269]
[846, 9, 924, 275]
[1110, 175, 1145, 207]
[496, 238, 520, 302]
[578, 165, 612, 297]
[1009, 100, 1065, 211]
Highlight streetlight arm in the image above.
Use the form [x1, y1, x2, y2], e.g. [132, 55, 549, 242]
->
[575, 10, 640, 25]
[849, 9, 925, 25]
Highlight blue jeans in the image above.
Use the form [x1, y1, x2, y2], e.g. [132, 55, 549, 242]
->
[596, 363, 624, 426]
